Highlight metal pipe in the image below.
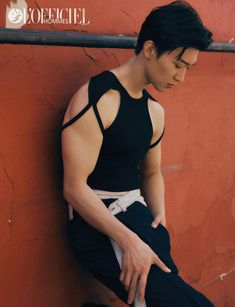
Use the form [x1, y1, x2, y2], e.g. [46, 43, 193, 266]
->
[0, 28, 235, 52]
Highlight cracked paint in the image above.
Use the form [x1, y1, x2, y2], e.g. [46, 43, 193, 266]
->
[82, 47, 99, 61]
[0, 153, 14, 247]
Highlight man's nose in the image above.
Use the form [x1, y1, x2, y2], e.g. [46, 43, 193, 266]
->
[174, 69, 186, 83]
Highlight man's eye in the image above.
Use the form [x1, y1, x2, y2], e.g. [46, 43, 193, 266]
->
[175, 63, 190, 71]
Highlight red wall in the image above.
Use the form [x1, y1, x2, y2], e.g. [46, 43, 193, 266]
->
[0, 1, 234, 306]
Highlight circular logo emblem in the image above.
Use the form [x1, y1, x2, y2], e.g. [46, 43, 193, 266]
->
[8, 8, 23, 24]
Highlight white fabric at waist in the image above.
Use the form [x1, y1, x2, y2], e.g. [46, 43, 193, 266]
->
[68, 188, 147, 220]
[93, 189, 135, 199]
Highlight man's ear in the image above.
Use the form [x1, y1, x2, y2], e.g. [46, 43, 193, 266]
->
[151, 46, 158, 56]
[143, 40, 158, 59]
[151, 43, 158, 57]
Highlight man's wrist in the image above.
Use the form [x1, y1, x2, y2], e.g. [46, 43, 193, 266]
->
[115, 228, 138, 249]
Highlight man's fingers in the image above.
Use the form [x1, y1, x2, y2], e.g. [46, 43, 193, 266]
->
[127, 273, 139, 305]
[154, 254, 171, 273]
[123, 270, 132, 290]
[119, 270, 125, 282]
[139, 271, 149, 301]
[151, 216, 161, 229]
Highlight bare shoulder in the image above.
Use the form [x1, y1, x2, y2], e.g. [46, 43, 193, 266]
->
[63, 80, 120, 130]
[62, 82, 89, 126]
[147, 98, 165, 120]
[147, 98, 165, 138]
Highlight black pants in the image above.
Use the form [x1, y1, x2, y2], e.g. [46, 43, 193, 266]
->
[67, 199, 214, 307]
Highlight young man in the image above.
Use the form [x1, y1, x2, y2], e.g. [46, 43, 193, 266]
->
[61, 1, 214, 306]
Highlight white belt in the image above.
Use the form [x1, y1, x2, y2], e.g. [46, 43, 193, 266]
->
[68, 189, 147, 307]
[68, 189, 147, 220]
[93, 188, 147, 215]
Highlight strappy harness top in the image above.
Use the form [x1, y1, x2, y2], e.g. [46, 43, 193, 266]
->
[61, 70, 165, 192]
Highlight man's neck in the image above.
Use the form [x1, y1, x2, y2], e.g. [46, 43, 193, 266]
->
[110, 55, 150, 98]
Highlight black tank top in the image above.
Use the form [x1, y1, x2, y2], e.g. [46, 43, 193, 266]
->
[61, 70, 165, 192]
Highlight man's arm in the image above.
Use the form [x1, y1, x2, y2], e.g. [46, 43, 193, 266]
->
[139, 99, 166, 227]
[62, 85, 136, 246]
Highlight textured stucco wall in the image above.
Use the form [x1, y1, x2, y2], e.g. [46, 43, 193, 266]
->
[0, 0, 234, 306]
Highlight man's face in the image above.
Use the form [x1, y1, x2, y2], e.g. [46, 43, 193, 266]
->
[146, 45, 199, 92]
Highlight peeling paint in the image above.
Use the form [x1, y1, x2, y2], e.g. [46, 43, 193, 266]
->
[0, 153, 14, 222]
[204, 266, 235, 287]
[162, 164, 184, 173]
[82, 47, 98, 61]
[120, 9, 136, 26]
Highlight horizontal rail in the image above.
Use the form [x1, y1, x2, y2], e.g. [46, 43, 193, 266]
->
[0, 28, 235, 52]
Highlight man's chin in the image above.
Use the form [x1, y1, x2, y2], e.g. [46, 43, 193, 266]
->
[157, 87, 168, 92]
[152, 83, 170, 92]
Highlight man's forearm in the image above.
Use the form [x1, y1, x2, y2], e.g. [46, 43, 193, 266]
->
[140, 171, 166, 224]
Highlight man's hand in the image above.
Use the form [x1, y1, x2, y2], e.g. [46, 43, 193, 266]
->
[119, 233, 171, 305]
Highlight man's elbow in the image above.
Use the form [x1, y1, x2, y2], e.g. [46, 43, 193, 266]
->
[63, 180, 86, 203]
[63, 186, 71, 203]
[141, 168, 162, 179]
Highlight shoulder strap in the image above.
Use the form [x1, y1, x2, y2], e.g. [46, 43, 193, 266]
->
[88, 76, 106, 136]
[61, 103, 92, 132]
[61, 71, 115, 134]
[149, 126, 165, 149]
[143, 89, 165, 149]
[144, 89, 159, 103]
[88, 71, 120, 135]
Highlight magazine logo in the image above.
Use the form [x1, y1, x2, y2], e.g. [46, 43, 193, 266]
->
[7, 7, 90, 25]
[8, 8, 24, 24]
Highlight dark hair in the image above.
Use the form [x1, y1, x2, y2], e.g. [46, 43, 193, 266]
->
[135, 0, 213, 59]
